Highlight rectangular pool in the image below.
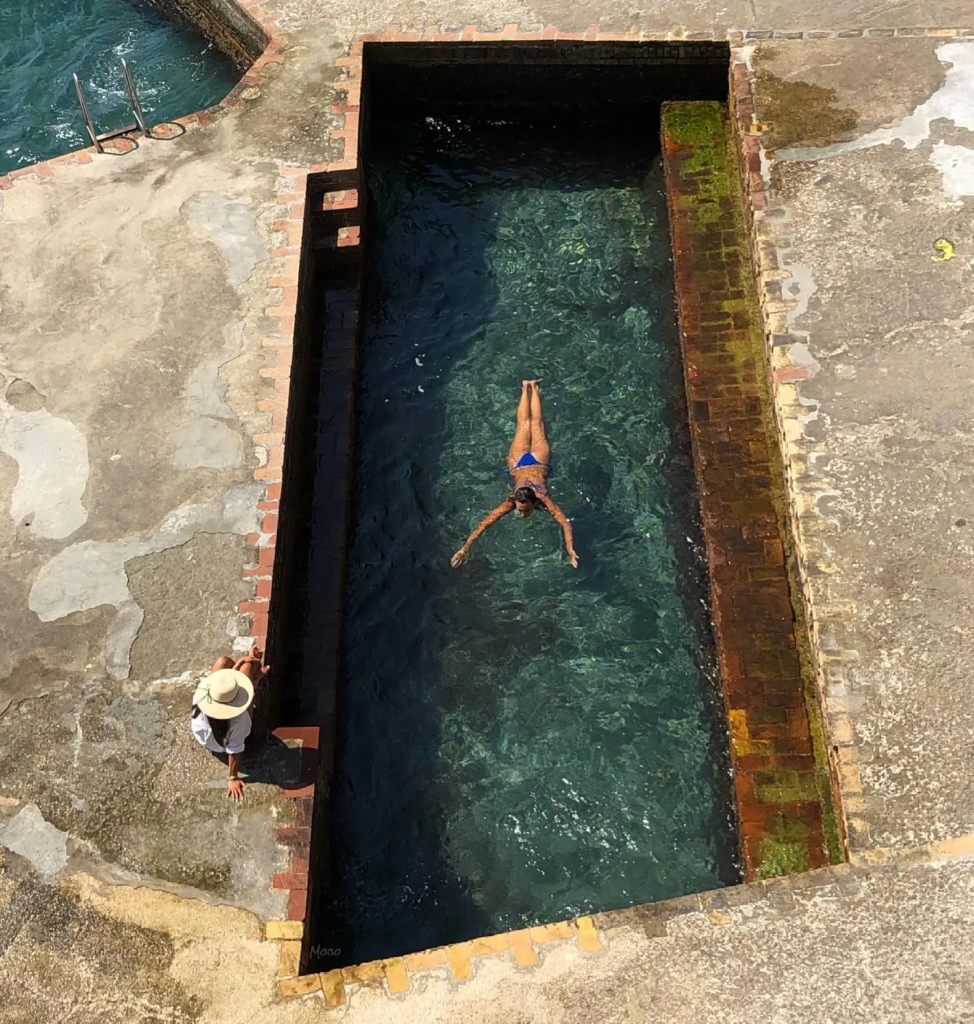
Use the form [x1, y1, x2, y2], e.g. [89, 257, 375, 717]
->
[310, 58, 738, 968]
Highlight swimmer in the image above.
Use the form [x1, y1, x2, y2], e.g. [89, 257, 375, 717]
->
[451, 380, 579, 569]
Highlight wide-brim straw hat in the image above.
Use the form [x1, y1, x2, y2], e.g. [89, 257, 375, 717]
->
[192, 668, 254, 720]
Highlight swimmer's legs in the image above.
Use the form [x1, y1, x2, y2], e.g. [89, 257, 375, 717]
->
[529, 381, 550, 465]
[508, 380, 533, 468]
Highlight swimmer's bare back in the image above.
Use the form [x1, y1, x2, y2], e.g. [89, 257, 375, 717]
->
[451, 380, 578, 568]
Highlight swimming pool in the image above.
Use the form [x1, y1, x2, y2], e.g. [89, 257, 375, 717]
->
[310, 87, 739, 968]
[0, 0, 238, 175]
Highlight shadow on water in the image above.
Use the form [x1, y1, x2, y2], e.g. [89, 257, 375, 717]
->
[312, 112, 504, 967]
[310, 62, 738, 970]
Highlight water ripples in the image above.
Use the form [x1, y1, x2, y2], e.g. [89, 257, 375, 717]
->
[0, 0, 238, 174]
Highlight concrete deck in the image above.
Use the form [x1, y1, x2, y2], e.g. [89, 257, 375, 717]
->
[2, 0, 974, 1020]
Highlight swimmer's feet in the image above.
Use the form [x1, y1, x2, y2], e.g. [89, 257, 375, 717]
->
[521, 378, 543, 388]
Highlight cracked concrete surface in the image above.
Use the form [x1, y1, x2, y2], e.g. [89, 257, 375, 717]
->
[753, 38, 974, 850]
[2, 1, 974, 1021]
[29, 482, 261, 679]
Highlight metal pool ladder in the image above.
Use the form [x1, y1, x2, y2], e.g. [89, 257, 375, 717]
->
[73, 59, 150, 153]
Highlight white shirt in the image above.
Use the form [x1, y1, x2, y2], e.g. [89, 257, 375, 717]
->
[190, 709, 252, 754]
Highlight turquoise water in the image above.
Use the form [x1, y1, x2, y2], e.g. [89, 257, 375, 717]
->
[0, 0, 239, 175]
[317, 106, 738, 967]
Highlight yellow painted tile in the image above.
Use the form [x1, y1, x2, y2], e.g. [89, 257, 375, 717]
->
[510, 929, 539, 966]
[342, 959, 385, 984]
[277, 940, 302, 978]
[575, 916, 603, 951]
[447, 941, 473, 980]
[849, 846, 893, 868]
[470, 933, 511, 957]
[404, 948, 448, 972]
[384, 958, 410, 994]
[277, 975, 322, 999]
[321, 969, 347, 1007]
[529, 921, 574, 944]
[266, 920, 304, 940]
[932, 834, 974, 860]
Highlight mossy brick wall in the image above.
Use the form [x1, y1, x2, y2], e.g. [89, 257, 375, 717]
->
[662, 100, 830, 880]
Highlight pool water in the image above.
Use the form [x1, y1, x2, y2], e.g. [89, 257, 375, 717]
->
[0, 0, 239, 175]
[316, 105, 739, 967]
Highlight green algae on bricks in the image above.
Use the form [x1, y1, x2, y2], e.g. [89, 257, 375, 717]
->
[662, 99, 838, 880]
[663, 101, 733, 221]
[755, 819, 812, 880]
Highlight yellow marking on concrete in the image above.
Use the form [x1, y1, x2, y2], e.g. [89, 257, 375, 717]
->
[384, 958, 410, 994]
[932, 238, 955, 261]
[277, 940, 302, 978]
[266, 920, 304, 940]
[849, 847, 894, 868]
[404, 948, 448, 971]
[930, 834, 974, 860]
[530, 921, 574, 944]
[828, 713, 856, 746]
[342, 959, 385, 984]
[447, 941, 473, 980]
[470, 933, 511, 957]
[575, 916, 603, 951]
[278, 975, 322, 999]
[708, 909, 733, 925]
[321, 969, 347, 1007]
[510, 929, 540, 966]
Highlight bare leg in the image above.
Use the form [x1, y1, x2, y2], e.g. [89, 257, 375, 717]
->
[529, 381, 550, 465]
[507, 381, 533, 468]
[211, 656, 234, 672]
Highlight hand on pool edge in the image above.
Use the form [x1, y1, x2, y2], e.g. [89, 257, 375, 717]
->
[451, 547, 470, 568]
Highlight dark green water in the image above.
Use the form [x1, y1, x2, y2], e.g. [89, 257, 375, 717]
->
[319, 107, 738, 966]
[0, 0, 238, 175]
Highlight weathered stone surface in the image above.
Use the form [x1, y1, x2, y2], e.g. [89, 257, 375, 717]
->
[2, 1, 974, 1021]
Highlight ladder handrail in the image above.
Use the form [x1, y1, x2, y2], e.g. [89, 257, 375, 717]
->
[72, 72, 103, 152]
[72, 59, 151, 155]
[120, 59, 149, 137]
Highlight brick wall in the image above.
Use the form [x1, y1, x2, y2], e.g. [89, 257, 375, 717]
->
[662, 100, 831, 880]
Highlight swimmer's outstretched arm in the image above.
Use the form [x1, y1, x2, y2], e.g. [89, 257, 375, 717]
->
[451, 498, 515, 567]
[539, 494, 579, 568]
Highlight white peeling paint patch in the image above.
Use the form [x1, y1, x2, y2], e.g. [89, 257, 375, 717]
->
[185, 348, 237, 420]
[0, 803, 68, 882]
[171, 323, 244, 471]
[29, 483, 261, 680]
[777, 42, 974, 198]
[929, 142, 974, 199]
[171, 418, 243, 471]
[783, 262, 818, 326]
[789, 341, 822, 374]
[181, 192, 268, 290]
[0, 394, 89, 539]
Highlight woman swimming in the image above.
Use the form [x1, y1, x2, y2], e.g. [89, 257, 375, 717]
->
[451, 380, 579, 568]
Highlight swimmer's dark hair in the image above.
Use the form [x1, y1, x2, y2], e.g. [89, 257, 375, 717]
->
[514, 486, 538, 505]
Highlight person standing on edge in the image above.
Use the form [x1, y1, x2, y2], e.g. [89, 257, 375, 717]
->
[191, 646, 269, 800]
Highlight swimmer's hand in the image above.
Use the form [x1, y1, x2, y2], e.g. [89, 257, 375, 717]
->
[451, 547, 469, 568]
[568, 549, 579, 569]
